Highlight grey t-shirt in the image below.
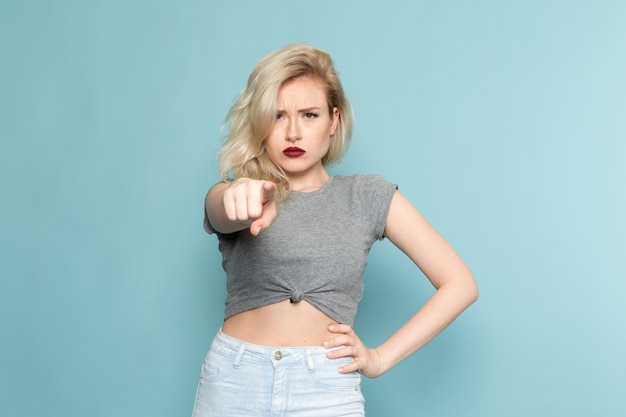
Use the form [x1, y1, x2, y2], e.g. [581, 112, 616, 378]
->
[204, 174, 397, 325]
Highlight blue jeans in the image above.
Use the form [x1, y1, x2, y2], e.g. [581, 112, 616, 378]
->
[191, 330, 365, 416]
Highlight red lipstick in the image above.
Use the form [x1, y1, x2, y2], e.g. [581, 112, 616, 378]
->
[283, 147, 305, 158]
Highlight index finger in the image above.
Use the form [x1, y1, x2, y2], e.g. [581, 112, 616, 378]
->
[261, 181, 276, 204]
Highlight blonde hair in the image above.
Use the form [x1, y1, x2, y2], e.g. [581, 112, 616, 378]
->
[219, 44, 353, 200]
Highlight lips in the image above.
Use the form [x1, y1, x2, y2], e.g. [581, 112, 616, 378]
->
[283, 147, 305, 158]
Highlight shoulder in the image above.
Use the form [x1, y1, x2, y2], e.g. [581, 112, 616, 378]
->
[329, 174, 397, 239]
[330, 174, 398, 209]
[332, 173, 396, 190]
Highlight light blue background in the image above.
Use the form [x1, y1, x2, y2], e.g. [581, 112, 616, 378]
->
[2, 1, 625, 416]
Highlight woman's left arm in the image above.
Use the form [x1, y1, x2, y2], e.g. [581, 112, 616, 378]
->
[324, 190, 479, 377]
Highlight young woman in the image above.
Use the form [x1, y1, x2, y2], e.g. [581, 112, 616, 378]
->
[192, 44, 478, 416]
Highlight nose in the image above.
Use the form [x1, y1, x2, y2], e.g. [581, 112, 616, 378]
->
[286, 118, 301, 142]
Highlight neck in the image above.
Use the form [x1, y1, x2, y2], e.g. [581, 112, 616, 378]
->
[288, 170, 330, 192]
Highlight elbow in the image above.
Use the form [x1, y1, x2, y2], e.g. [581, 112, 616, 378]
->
[437, 272, 479, 308]
[449, 270, 478, 307]
[470, 284, 479, 305]
[434, 269, 479, 306]
[466, 274, 479, 305]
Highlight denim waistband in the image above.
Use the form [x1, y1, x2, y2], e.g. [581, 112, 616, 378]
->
[211, 329, 346, 369]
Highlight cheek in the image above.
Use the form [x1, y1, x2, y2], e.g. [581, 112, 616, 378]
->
[318, 136, 331, 156]
[264, 131, 281, 152]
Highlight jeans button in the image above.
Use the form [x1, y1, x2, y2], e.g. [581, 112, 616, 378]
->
[273, 351, 282, 360]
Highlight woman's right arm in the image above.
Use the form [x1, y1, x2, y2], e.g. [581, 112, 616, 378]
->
[205, 178, 277, 235]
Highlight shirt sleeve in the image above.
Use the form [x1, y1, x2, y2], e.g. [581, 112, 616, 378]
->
[203, 205, 216, 234]
[202, 188, 218, 234]
[355, 174, 398, 241]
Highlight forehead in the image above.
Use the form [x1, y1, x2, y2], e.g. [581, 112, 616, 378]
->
[277, 77, 327, 107]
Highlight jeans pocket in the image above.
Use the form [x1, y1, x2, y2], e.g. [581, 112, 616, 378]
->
[199, 348, 237, 383]
[308, 357, 362, 392]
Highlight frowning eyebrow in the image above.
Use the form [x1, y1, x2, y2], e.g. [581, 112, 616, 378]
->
[275, 106, 322, 113]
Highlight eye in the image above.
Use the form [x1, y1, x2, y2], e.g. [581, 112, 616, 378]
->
[276, 113, 284, 120]
[304, 112, 318, 119]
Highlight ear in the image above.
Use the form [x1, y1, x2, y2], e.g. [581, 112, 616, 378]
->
[330, 107, 339, 136]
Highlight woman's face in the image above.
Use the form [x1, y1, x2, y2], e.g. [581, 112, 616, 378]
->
[264, 76, 338, 188]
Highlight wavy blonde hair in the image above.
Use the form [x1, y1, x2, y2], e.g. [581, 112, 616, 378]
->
[219, 44, 353, 201]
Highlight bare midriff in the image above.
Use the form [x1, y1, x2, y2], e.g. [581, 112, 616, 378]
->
[221, 299, 340, 347]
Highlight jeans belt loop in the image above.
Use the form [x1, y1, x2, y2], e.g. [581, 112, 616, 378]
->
[233, 343, 246, 368]
[305, 349, 315, 371]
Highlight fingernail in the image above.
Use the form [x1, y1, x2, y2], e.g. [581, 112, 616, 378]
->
[328, 325, 336, 331]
